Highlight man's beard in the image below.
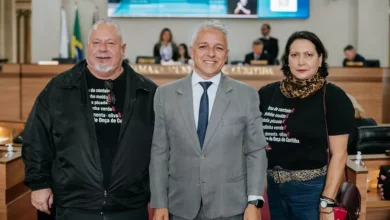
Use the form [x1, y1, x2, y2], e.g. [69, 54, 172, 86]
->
[94, 64, 113, 73]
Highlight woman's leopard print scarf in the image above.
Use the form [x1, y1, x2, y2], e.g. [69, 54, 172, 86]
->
[280, 73, 325, 99]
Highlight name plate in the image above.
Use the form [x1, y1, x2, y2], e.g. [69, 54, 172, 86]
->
[137, 58, 156, 64]
[346, 61, 363, 67]
[250, 60, 268, 65]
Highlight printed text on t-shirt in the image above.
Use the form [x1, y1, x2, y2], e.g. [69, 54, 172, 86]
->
[262, 106, 300, 144]
[89, 88, 122, 124]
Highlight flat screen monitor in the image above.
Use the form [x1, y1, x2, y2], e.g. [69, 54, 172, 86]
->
[107, 0, 310, 19]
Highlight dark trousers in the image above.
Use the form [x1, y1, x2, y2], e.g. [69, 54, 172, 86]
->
[55, 206, 148, 220]
[37, 205, 56, 220]
[267, 175, 325, 220]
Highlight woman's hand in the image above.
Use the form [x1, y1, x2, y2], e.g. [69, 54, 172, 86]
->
[319, 207, 334, 220]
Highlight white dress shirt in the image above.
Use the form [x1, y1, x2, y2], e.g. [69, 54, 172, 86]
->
[191, 71, 264, 203]
[192, 71, 221, 128]
[159, 43, 173, 61]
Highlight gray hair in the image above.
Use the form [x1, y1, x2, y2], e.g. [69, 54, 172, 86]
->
[191, 20, 228, 46]
[88, 18, 124, 44]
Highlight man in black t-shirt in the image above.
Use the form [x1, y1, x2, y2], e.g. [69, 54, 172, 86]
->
[23, 19, 157, 220]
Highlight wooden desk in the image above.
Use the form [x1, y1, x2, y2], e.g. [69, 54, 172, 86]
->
[0, 146, 36, 220]
[347, 154, 390, 220]
[1, 64, 389, 124]
[0, 121, 25, 146]
[0, 64, 20, 121]
[131, 65, 390, 124]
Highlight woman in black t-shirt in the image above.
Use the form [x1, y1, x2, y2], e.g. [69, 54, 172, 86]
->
[258, 31, 354, 220]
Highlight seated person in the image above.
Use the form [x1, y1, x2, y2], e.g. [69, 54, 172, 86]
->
[153, 28, 178, 62]
[347, 94, 377, 155]
[177, 43, 191, 64]
[244, 39, 273, 65]
[343, 45, 367, 67]
[379, 175, 390, 200]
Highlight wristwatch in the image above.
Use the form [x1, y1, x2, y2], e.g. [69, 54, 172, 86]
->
[247, 199, 264, 208]
[319, 198, 337, 208]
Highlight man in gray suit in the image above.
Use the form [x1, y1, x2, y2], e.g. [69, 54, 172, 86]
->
[150, 20, 268, 220]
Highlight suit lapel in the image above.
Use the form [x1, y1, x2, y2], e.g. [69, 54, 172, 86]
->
[176, 74, 202, 152]
[202, 74, 232, 151]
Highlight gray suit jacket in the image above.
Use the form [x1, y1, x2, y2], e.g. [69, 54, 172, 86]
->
[149, 73, 268, 219]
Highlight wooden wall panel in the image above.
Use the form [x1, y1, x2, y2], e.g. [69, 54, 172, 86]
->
[0, 64, 20, 121]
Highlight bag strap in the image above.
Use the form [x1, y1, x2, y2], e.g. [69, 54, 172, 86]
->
[322, 83, 348, 181]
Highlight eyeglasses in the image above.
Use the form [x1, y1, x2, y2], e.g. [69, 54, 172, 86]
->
[104, 80, 116, 105]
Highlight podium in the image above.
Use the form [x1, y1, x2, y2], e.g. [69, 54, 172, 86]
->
[0, 146, 36, 220]
[346, 154, 390, 220]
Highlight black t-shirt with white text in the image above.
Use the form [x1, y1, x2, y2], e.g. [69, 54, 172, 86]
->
[86, 70, 126, 188]
[258, 82, 355, 170]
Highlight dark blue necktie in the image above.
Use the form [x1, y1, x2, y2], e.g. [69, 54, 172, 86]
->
[197, 81, 213, 149]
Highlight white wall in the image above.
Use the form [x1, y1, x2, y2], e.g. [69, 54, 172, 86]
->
[357, 0, 389, 67]
[32, 0, 61, 63]
[32, 0, 389, 67]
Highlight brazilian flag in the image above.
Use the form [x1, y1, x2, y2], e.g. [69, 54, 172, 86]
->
[71, 8, 84, 62]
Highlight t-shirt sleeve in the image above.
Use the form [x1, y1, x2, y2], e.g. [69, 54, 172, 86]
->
[258, 82, 278, 113]
[325, 83, 355, 136]
[258, 87, 266, 113]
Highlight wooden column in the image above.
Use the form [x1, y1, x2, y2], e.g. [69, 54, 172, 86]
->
[16, 10, 23, 63]
[16, 9, 31, 64]
[24, 10, 31, 63]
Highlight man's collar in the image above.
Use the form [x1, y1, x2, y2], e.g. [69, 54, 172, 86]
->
[191, 71, 222, 87]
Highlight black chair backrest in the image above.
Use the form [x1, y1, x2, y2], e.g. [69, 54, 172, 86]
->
[366, 59, 380, 67]
[348, 118, 377, 155]
[356, 125, 390, 154]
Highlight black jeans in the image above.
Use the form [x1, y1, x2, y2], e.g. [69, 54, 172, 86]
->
[55, 206, 148, 220]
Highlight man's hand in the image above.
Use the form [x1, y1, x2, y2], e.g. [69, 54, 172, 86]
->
[319, 207, 334, 220]
[153, 208, 169, 220]
[31, 188, 53, 215]
[378, 175, 387, 200]
[244, 204, 261, 220]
